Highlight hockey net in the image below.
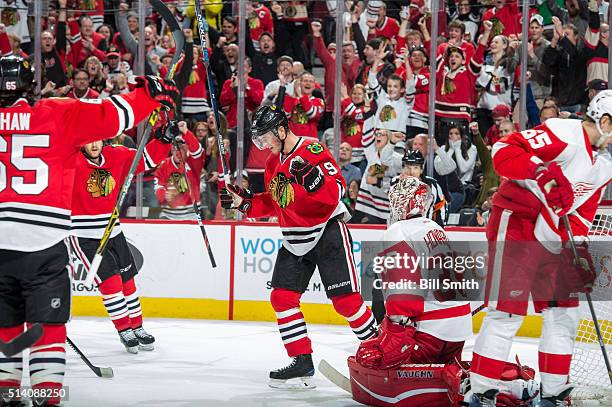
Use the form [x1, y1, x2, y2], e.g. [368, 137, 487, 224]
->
[570, 202, 612, 404]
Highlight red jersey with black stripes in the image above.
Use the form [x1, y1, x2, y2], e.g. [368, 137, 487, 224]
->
[247, 137, 349, 256]
[0, 90, 160, 252]
[71, 140, 171, 239]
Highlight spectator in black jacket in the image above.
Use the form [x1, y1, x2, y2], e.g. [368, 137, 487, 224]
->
[41, 2, 67, 87]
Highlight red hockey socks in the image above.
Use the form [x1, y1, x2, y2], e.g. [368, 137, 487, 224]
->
[270, 288, 312, 357]
[123, 278, 143, 328]
[98, 274, 132, 332]
[331, 293, 377, 340]
[29, 323, 67, 406]
[0, 325, 25, 389]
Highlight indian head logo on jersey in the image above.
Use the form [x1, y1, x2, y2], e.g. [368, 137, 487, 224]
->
[168, 172, 189, 193]
[379, 105, 397, 123]
[86, 169, 116, 198]
[342, 116, 359, 137]
[291, 105, 309, 125]
[269, 173, 295, 209]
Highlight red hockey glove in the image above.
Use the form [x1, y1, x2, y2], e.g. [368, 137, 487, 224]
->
[534, 162, 574, 215]
[355, 317, 417, 369]
[220, 184, 253, 213]
[560, 243, 596, 293]
[135, 75, 179, 112]
[289, 157, 324, 193]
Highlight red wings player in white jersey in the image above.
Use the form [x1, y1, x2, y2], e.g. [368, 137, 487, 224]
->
[469, 91, 612, 407]
[69, 125, 175, 354]
[220, 105, 376, 389]
[0, 55, 178, 406]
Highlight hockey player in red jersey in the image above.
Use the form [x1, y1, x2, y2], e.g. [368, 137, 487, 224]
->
[220, 105, 377, 389]
[469, 91, 612, 407]
[69, 122, 177, 353]
[0, 55, 178, 406]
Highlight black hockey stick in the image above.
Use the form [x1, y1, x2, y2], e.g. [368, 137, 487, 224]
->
[193, 0, 231, 185]
[174, 137, 217, 267]
[85, 0, 185, 287]
[0, 324, 43, 357]
[562, 215, 612, 385]
[66, 336, 114, 378]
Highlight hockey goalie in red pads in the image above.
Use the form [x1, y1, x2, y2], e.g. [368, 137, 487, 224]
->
[469, 92, 612, 407]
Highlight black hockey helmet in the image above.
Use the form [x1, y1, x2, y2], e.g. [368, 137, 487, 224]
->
[402, 149, 425, 167]
[0, 55, 35, 106]
[251, 105, 289, 150]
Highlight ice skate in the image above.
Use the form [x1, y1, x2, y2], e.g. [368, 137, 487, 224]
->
[118, 329, 139, 354]
[269, 354, 316, 389]
[469, 389, 499, 407]
[535, 385, 573, 407]
[133, 326, 155, 351]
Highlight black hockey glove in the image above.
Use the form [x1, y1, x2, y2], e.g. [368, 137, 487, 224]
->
[289, 157, 324, 193]
[154, 120, 180, 144]
[135, 75, 179, 111]
[220, 184, 253, 213]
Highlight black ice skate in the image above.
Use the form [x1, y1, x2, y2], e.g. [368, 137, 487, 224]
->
[536, 385, 573, 407]
[269, 354, 316, 389]
[469, 389, 499, 407]
[118, 328, 139, 354]
[133, 326, 155, 351]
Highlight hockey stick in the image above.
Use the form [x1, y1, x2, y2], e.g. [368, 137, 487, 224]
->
[66, 336, 114, 378]
[174, 138, 217, 267]
[193, 0, 231, 185]
[84, 0, 186, 288]
[561, 215, 612, 385]
[0, 324, 43, 357]
[318, 359, 352, 394]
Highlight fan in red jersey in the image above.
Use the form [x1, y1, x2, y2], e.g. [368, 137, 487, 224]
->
[0, 55, 177, 406]
[68, 121, 177, 354]
[220, 105, 376, 389]
[469, 91, 612, 407]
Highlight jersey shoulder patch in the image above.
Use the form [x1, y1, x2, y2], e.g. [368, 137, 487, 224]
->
[305, 141, 325, 155]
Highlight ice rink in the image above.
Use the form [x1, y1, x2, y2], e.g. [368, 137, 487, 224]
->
[23, 317, 543, 407]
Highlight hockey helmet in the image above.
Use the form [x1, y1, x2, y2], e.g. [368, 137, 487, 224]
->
[251, 105, 289, 150]
[402, 149, 425, 167]
[0, 55, 34, 106]
[586, 89, 612, 147]
[388, 176, 432, 224]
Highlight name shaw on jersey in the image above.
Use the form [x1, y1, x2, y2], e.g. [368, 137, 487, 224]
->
[0, 112, 31, 131]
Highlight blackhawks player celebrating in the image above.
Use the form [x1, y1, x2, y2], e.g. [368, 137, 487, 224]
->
[0, 55, 178, 406]
[469, 91, 612, 406]
[220, 105, 376, 389]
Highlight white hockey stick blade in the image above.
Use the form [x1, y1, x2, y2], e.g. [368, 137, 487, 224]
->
[85, 254, 102, 287]
[318, 359, 352, 395]
[97, 367, 114, 378]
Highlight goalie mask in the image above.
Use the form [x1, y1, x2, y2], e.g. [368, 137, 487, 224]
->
[586, 89, 612, 147]
[388, 176, 432, 224]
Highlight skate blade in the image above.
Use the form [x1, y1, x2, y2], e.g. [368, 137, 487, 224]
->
[138, 343, 154, 351]
[124, 346, 139, 354]
[268, 377, 316, 390]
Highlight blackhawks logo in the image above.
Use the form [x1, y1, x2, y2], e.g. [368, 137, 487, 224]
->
[269, 173, 295, 209]
[168, 172, 189, 193]
[342, 117, 359, 137]
[306, 142, 324, 155]
[291, 105, 308, 125]
[86, 169, 116, 198]
[379, 105, 397, 122]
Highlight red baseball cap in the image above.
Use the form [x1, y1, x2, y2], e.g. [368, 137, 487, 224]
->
[492, 104, 511, 118]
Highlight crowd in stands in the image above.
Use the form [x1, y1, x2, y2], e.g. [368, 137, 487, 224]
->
[2, 0, 609, 225]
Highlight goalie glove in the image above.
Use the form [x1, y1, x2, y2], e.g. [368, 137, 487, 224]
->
[355, 317, 417, 369]
[560, 242, 597, 293]
[289, 156, 324, 193]
[220, 184, 253, 213]
[534, 162, 574, 215]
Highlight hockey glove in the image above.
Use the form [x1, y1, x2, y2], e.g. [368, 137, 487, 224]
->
[289, 157, 324, 193]
[135, 75, 179, 111]
[220, 184, 253, 213]
[560, 242, 596, 293]
[355, 317, 417, 369]
[534, 162, 574, 215]
[154, 120, 180, 144]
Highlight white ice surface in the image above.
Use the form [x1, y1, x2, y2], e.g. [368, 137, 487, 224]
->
[48, 318, 540, 406]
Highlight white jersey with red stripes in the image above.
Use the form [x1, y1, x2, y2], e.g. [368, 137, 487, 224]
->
[0, 90, 160, 252]
[492, 118, 612, 252]
[380, 216, 473, 342]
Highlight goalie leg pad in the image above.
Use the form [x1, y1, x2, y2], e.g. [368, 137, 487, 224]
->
[470, 309, 524, 395]
[98, 274, 132, 332]
[0, 325, 24, 391]
[331, 293, 377, 341]
[538, 307, 579, 398]
[29, 323, 66, 406]
[270, 288, 312, 357]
